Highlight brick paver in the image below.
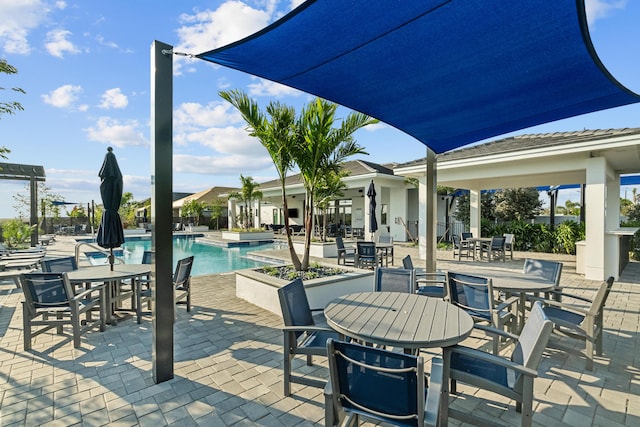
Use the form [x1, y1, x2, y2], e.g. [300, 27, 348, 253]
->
[1, 236, 639, 426]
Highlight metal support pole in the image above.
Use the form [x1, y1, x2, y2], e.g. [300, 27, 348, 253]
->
[151, 40, 174, 383]
[30, 177, 38, 247]
[425, 147, 437, 272]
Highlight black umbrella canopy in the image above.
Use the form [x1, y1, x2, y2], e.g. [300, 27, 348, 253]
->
[367, 180, 378, 238]
[96, 147, 124, 269]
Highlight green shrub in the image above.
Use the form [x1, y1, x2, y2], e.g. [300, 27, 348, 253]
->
[2, 219, 34, 249]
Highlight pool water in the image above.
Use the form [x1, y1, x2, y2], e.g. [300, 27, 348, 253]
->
[87, 236, 280, 276]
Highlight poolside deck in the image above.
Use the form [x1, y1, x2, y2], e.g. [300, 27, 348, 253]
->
[1, 235, 639, 426]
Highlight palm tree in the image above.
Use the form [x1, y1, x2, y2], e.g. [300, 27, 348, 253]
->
[314, 170, 348, 241]
[219, 90, 302, 269]
[228, 175, 262, 229]
[240, 175, 262, 228]
[293, 98, 376, 270]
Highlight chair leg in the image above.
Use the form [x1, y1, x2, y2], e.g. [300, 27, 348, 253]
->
[186, 282, 191, 312]
[23, 302, 32, 351]
[585, 337, 594, 370]
[283, 332, 293, 397]
[520, 376, 534, 427]
[136, 280, 142, 324]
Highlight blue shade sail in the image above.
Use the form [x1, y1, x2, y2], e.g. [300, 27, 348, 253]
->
[197, 0, 640, 154]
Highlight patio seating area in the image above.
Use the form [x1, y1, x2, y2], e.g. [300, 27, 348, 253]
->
[1, 236, 640, 425]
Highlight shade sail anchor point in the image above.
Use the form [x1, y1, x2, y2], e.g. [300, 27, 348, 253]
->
[161, 49, 193, 58]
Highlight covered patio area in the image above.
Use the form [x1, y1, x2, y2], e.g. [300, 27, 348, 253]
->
[1, 238, 639, 425]
[395, 128, 640, 282]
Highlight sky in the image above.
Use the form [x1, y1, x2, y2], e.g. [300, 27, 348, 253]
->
[0, 0, 639, 219]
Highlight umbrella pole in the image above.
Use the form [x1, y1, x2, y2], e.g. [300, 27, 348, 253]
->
[109, 248, 114, 271]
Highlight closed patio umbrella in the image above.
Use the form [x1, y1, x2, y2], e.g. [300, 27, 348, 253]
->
[96, 147, 125, 271]
[367, 180, 378, 241]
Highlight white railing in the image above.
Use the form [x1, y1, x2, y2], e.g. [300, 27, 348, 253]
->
[74, 242, 125, 266]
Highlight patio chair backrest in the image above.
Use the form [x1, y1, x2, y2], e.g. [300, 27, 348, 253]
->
[587, 279, 613, 317]
[173, 256, 194, 287]
[490, 236, 505, 249]
[510, 301, 553, 388]
[522, 258, 563, 285]
[504, 233, 514, 245]
[356, 241, 377, 258]
[375, 267, 415, 293]
[327, 338, 430, 427]
[377, 234, 393, 245]
[142, 251, 153, 264]
[461, 232, 473, 240]
[335, 236, 346, 250]
[277, 278, 314, 339]
[402, 255, 414, 270]
[41, 256, 78, 273]
[446, 272, 494, 321]
[21, 272, 74, 311]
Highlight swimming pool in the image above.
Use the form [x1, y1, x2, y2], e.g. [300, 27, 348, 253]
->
[86, 236, 281, 276]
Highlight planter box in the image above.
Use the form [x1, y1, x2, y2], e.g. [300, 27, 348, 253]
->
[293, 241, 338, 258]
[186, 225, 209, 232]
[235, 265, 374, 316]
[124, 229, 146, 236]
[221, 231, 274, 241]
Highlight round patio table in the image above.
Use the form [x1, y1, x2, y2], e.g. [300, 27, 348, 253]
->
[67, 264, 151, 324]
[484, 268, 555, 332]
[324, 291, 473, 352]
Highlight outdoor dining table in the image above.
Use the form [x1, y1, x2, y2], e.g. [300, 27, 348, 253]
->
[375, 242, 394, 266]
[464, 237, 492, 260]
[324, 291, 474, 353]
[463, 268, 556, 332]
[67, 264, 151, 325]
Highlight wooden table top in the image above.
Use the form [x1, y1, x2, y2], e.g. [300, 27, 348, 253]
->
[67, 264, 151, 282]
[324, 291, 473, 350]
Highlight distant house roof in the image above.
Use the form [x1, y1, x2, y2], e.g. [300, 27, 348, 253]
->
[259, 159, 396, 190]
[172, 187, 238, 208]
[397, 128, 640, 168]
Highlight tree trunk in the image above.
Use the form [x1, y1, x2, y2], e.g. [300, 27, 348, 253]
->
[301, 192, 313, 270]
[282, 183, 301, 271]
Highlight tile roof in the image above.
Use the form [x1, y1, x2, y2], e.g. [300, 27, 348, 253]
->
[258, 159, 396, 190]
[396, 128, 640, 168]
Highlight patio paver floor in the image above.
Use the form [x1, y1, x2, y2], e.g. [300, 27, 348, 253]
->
[1, 236, 639, 426]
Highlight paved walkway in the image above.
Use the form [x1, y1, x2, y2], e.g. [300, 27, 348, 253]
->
[1, 236, 639, 426]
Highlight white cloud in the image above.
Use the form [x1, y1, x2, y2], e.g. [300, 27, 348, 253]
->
[174, 101, 240, 130]
[585, 0, 627, 25]
[173, 101, 265, 155]
[85, 117, 148, 148]
[99, 88, 128, 109]
[176, 1, 271, 54]
[0, 0, 50, 54]
[55, 1, 66, 9]
[174, 153, 272, 175]
[96, 34, 118, 49]
[173, 1, 280, 75]
[45, 29, 80, 58]
[247, 78, 303, 98]
[42, 84, 83, 108]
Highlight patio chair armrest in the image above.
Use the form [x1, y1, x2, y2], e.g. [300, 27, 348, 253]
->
[472, 323, 519, 342]
[546, 290, 593, 303]
[532, 298, 591, 316]
[495, 295, 519, 312]
[73, 283, 106, 300]
[446, 345, 538, 377]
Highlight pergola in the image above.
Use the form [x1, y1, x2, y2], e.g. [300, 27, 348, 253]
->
[0, 162, 46, 246]
[149, 1, 640, 382]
